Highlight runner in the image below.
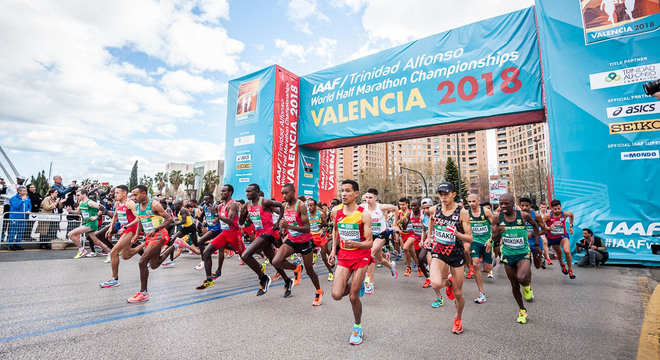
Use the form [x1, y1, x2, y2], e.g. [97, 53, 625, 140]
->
[543, 200, 576, 278]
[239, 183, 294, 297]
[491, 193, 540, 323]
[329, 179, 373, 345]
[196, 185, 243, 290]
[195, 194, 222, 271]
[402, 199, 428, 282]
[421, 198, 445, 307]
[307, 198, 333, 281]
[127, 185, 175, 303]
[538, 201, 552, 264]
[163, 202, 198, 267]
[363, 188, 398, 295]
[466, 194, 495, 304]
[271, 183, 324, 306]
[397, 198, 419, 276]
[519, 197, 547, 269]
[66, 189, 104, 259]
[424, 182, 473, 334]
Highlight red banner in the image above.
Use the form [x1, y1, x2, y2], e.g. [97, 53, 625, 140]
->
[318, 148, 337, 205]
[271, 66, 300, 200]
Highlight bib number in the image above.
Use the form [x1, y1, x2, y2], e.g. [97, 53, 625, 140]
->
[472, 225, 488, 235]
[81, 211, 90, 221]
[117, 212, 128, 225]
[502, 236, 525, 249]
[371, 222, 382, 234]
[433, 224, 456, 245]
[141, 218, 154, 232]
[338, 223, 360, 243]
[412, 224, 423, 236]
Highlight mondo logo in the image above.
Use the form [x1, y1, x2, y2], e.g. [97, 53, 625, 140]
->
[607, 101, 660, 118]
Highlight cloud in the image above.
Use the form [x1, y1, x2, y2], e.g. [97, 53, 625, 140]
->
[275, 39, 307, 63]
[286, 0, 329, 34]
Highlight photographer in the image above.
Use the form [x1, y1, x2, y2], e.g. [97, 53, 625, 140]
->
[576, 228, 608, 267]
[643, 79, 660, 100]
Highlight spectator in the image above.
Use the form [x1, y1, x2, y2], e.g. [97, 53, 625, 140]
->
[0, 176, 6, 212]
[37, 189, 61, 249]
[3, 175, 26, 213]
[7, 185, 31, 250]
[576, 228, 608, 267]
[51, 175, 75, 200]
[27, 184, 42, 213]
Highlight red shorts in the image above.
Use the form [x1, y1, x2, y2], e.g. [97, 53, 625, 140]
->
[337, 249, 373, 272]
[145, 228, 169, 248]
[402, 233, 421, 250]
[243, 225, 255, 238]
[119, 224, 139, 237]
[312, 232, 328, 247]
[210, 230, 245, 255]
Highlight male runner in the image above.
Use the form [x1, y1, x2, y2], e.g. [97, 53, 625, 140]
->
[195, 194, 222, 271]
[539, 201, 552, 264]
[308, 198, 333, 280]
[66, 189, 103, 259]
[397, 197, 418, 276]
[239, 183, 294, 297]
[519, 197, 547, 269]
[424, 182, 473, 334]
[127, 185, 175, 303]
[196, 185, 243, 290]
[421, 198, 445, 307]
[403, 199, 428, 281]
[329, 179, 373, 345]
[271, 183, 323, 306]
[543, 199, 576, 279]
[466, 194, 495, 304]
[163, 202, 198, 267]
[363, 188, 397, 295]
[491, 194, 540, 323]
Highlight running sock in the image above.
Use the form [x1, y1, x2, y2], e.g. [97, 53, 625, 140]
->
[354, 323, 362, 329]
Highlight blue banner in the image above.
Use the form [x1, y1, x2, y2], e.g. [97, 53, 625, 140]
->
[299, 7, 543, 147]
[224, 66, 276, 199]
[297, 146, 319, 199]
[536, 0, 660, 265]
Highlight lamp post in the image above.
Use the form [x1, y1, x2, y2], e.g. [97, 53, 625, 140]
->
[455, 133, 463, 202]
[533, 137, 543, 203]
[399, 166, 428, 198]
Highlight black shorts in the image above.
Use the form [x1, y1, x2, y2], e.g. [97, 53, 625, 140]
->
[180, 225, 196, 236]
[432, 246, 466, 268]
[284, 239, 314, 255]
[258, 233, 277, 245]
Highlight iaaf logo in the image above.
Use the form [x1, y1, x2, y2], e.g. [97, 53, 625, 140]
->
[607, 101, 660, 118]
[605, 221, 660, 236]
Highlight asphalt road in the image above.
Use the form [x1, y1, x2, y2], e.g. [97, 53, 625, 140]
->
[0, 249, 652, 359]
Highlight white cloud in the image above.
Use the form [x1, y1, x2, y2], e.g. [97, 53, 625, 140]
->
[275, 39, 307, 64]
[286, 0, 329, 34]
[330, 0, 368, 13]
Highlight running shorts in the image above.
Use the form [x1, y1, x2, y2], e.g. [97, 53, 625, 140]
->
[312, 232, 328, 248]
[432, 243, 466, 268]
[469, 241, 493, 264]
[284, 239, 314, 255]
[180, 225, 196, 236]
[337, 248, 373, 272]
[210, 230, 245, 255]
[145, 228, 170, 248]
[83, 220, 99, 232]
[547, 234, 568, 246]
[501, 251, 531, 267]
[257, 233, 277, 245]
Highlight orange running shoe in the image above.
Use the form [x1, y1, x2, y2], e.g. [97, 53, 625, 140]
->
[422, 279, 431, 288]
[446, 275, 455, 300]
[127, 291, 149, 303]
[312, 289, 323, 306]
[272, 272, 281, 280]
[404, 267, 412, 277]
[239, 259, 245, 265]
[451, 318, 463, 334]
[466, 266, 474, 279]
[418, 268, 423, 277]
[226, 250, 235, 258]
[294, 264, 303, 285]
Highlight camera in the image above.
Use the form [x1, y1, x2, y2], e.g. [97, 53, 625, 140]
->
[643, 79, 660, 96]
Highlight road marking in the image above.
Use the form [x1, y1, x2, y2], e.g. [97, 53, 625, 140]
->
[637, 277, 660, 360]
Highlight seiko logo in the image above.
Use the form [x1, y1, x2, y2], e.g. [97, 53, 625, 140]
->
[608, 101, 659, 118]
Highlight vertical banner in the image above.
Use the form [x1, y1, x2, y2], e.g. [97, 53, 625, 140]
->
[298, 146, 319, 199]
[489, 180, 507, 204]
[318, 148, 337, 205]
[271, 66, 301, 198]
[224, 66, 276, 199]
[536, 0, 660, 265]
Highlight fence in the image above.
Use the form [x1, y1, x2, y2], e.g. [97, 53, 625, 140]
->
[0, 212, 83, 247]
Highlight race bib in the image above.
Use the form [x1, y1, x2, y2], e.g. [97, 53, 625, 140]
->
[413, 224, 423, 236]
[371, 222, 383, 234]
[338, 223, 360, 242]
[433, 224, 456, 245]
[472, 225, 489, 235]
[310, 222, 320, 232]
[220, 221, 229, 230]
[140, 217, 154, 232]
[117, 212, 128, 225]
[550, 222, 564, 235]
[502, 235, 525, 249]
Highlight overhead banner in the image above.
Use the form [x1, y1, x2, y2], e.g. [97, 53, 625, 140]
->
[536, 0, 660, 265]
[318, 148, 337, 204]
[299, 7, 543, 148]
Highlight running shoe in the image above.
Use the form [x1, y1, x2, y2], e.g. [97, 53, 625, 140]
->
[364, 282, 374, 295]
[451, 318, 463, 334]
[418, 268, 423, 277]
[284, 278, 293, 298]
[257, 275, 271, 296]
[431, 297, 444, 308]
[349, 325, 363, 345]
[376, 263, 383, 268]
[312, 289, 323, 306]
[412, 263, 417, 269]
[422, 279, 431, 288]
[466, 267, 474, 279]
[547, 258, 553, 265]
[104, 255, 111, 263]
[541, 258, 547, 269]
[161, 260, 175, 267]
[446, 275, 455, 300]
[474, 292, 486, 304]
[313, 252, 317, 263]
[293, 264, 303, 286]
[196, 279, 214, 290]
[390, 261, 398, 279]
[560, 263, 568, 275]
[239, 259, 245, 265]
[127, 291, 149, 303]
[74, 249, 88, 259]
[404, 267, 412, 277]
[226, 250, 234, 258]
[327, 273, 334, 281]
[360, 281, 365, 297]
[264, 258, 270, 264]
[384, 252, 390, 261]
[211, 271, 221, 280]
[86, 251, 98, 257]
[517, 309, 528, 324]
[487, 271, 494, 278]
[272, 272, 281, 280]
[523, 285, 534, 301]
[195, 261, 204, 270]
[260, 263, 266, 275]
[569, 269, 576, 279]
[100, 278, 119, 288]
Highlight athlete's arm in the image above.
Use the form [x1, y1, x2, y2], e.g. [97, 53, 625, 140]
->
[522, 211, 541, 251]
[535, 212, 547, 233]
[151, 201, 173, 233]
[217, 202, 237, 225]
[424, 206, 435, 248]
[125, 200, 140, 229]
[491, 214, 503, 245]
[380, 204, 398, 213]
[566, 211, 575, 234]
[238, 204, 248, 226]
[456, 208, 473, 243]
[355, 210, 373, 249]
[172, 208, 188, 226]
[328, 207, 339, 266]
[285, 201, 310, 233]
[88, 200, 100, 209]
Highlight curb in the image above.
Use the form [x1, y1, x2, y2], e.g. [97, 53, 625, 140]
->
[638, 280, 660, 360]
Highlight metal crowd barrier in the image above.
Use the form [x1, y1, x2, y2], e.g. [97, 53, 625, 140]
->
[0, 212, 82, 247]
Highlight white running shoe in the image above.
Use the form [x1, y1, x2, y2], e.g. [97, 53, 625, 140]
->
[195, 261, 204, 270]
[162, 260, 175, 267]
[104, 255, 111, 263]
[86, 251, 98, 257]
[475, 292, 486, 304]
[487, 270, 494, 278]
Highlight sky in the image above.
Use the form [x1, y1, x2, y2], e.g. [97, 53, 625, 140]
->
[0, 0, 533, 186]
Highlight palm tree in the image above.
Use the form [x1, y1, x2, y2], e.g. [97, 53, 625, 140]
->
[203, 170, 220, 195]
[184, 172, 196, 199]
[81, 178, 92, 187]
[154, 172, 168, 193]
[170, 170, 183, 192]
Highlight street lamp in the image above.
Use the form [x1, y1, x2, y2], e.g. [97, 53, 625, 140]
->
[533, 137, 543, 203]
[455, 133, 463, 202]
[399, 165, 428, 198]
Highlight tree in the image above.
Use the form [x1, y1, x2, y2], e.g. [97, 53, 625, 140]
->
[128, 161, 138, 189]
[510, 163, 547, 204]
[184, 172, 196, 198]
[140, 175, 154, 195]
[169, 170, 183, 192]
[154, 172, 168, 194]
[81, 178, 92, 187]
[29, 170, 50, 196]
[202, 170, 220, 196]
[444, 157, 468, 202]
